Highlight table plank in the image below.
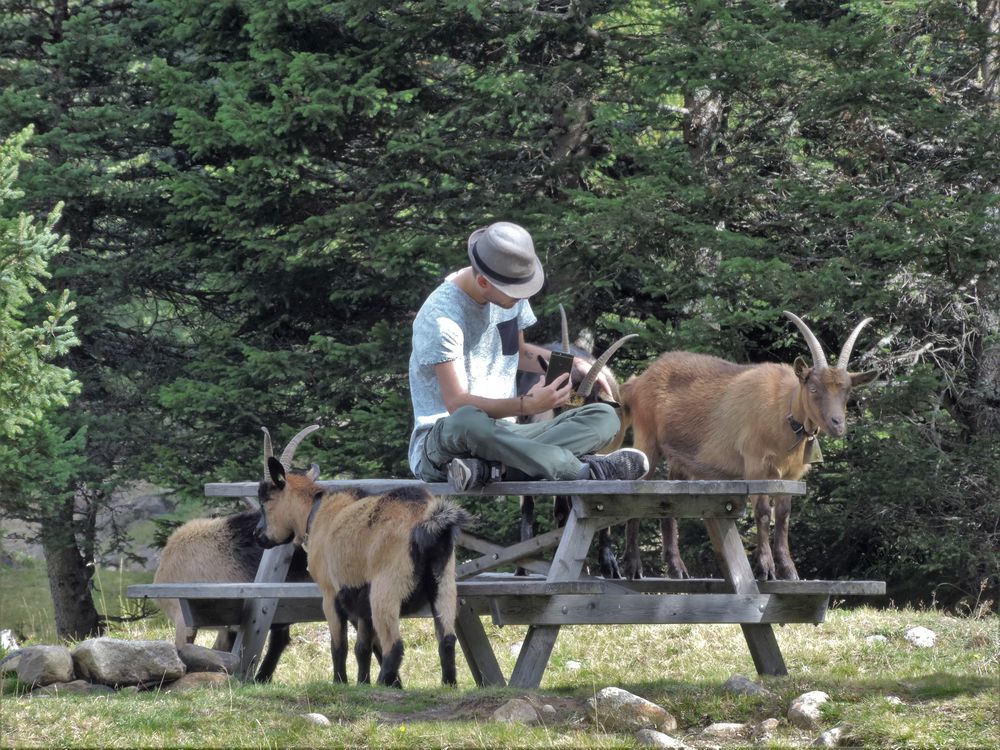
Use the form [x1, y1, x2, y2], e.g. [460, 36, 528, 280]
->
[205, 478, 807, 498]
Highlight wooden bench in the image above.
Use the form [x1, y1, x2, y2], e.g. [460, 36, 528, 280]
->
[128, 478, 885, 688]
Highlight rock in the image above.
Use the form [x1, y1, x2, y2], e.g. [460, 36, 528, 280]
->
[904, 626, 936, 648]
[32, 679, 115, 696]
[865, 634, 889, 645]
[540, 704, 557, 717]
[302, 713, 331, 726]
[752, 717, 781, 740]
[1, 629, 18, 650]
[587, 686, 677, 733]
[635, 728, 690, 748]
[0, 649, 23, 674]
[703, 721, 746, 738]
[885, 695, 904, 706]
[492, 698, 539, 725]
[178, 643, 240, 675]
[723, 673, 772, 697]
[14, 645, 74, 687]
[163, 672, 233, 691]
[566, 660, 582, 671]
[509, 642, 522, 657]
[73, 638, 185, 687]
[788, 691, 830, 730]
[812, 723, 853, 747]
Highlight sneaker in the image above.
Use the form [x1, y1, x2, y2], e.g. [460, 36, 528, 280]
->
[447, 457, 503, 491]
[580, 448, 649, 481]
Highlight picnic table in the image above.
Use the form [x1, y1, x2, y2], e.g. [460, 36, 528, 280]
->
[128, 478, 885, 688]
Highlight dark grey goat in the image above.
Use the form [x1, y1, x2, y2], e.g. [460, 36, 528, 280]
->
[154, 511, 310, 682]
[515, 305, 636, 577]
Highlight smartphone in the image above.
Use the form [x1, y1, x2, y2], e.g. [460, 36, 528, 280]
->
[544, 351, 575, 386]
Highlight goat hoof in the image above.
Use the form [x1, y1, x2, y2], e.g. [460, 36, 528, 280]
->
[599, 554, 622, 579]
[776, 564, 800, 581]
[625, 564, 643, 580]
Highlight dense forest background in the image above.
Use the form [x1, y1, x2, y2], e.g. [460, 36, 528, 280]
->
[0, 0, 997, 639]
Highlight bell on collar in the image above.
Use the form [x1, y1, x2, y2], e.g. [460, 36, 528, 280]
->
[803, 435, 824, 464]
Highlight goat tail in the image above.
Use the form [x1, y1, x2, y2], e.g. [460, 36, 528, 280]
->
[411, 499, 476, 583]
[416, 498, 476, 546]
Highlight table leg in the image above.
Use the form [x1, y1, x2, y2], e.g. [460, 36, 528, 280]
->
[704, 517, 788, 676]
[233, 543, 295, 680]
[509, 505, 600, 688]
[455, 600, 506, 687]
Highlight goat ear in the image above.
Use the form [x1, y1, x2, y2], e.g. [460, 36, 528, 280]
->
[850, 369, 878, 388]
[793, 356, 812, 382]
[307, 463, 321, 481]
[267, 456, 286, 486]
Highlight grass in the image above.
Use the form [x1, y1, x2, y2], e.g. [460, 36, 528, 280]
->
[1, 569, 997, 749]
[0, 557, 155, 644]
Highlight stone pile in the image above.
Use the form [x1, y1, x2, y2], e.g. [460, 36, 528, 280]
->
[0, 638, 239, 694]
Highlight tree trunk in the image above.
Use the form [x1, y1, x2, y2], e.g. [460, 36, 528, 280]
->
[978, 0, 999, 102]
[40, 495, 102, 641]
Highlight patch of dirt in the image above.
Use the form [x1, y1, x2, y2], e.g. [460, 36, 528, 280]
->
[375, 692, 589, 725]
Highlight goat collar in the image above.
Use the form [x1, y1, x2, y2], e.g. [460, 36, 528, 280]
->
[303, 494, 324, 550]
[786, 413, 815, 441]
[786, 414, 824, 463]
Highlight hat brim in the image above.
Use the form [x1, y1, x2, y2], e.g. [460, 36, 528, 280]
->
[467, 228, 545, 299]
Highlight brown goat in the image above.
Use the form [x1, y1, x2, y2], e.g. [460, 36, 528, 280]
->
[620, 311, 877, 581]
[255, 426, 473, 687]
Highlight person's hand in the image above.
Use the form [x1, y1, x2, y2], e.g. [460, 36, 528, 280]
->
[524, 372, 573, 414]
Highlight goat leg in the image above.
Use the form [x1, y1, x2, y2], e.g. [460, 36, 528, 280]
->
[596, 527, 622, 579]
[354, 616, 376, 684]
[372, 593, 404, 688]
[254, 625, 290, 683]
[515, 495, 536, 577]
[660, 517, 690, 579]
[752, 495, 777, 581]
[772, 494, 799, 580]
[623, 519, 644, 579]
[323, 591, 349, 683]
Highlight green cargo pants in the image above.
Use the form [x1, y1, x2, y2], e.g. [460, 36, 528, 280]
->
[417, 403, 620, 482]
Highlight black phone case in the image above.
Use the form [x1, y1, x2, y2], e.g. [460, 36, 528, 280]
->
[545, 351, 575, 386]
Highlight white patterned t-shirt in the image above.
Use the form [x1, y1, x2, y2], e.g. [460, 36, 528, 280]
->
[407, 272, 536, 476]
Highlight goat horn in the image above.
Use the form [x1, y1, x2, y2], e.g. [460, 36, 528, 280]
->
[559, 304, 571, 353]
[837, 317, 873, 370]
[783, 311, 828, 369]
[577, 334, 638, 398]
[261, 426, 274, 479]
[279, 424, 320, 471]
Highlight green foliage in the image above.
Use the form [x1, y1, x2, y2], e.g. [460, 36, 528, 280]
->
[0, 128, 79, 437]
[1, 0, 997, 612]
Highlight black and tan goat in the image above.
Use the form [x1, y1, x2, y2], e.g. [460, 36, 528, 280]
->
[515, 305, 636, 577]
[152, 427, 319, 682]
[620, 311, 877, 581]
[255, 426, 473, 687]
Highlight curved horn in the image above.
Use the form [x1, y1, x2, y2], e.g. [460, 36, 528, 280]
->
[783, 311, 828, 369]
[837, 317, 873, 370]
[262, 426, 274, 479]
[279, 424, 320, 470]
[577, 334, 639, 398]
[559, 304, 571, 353]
